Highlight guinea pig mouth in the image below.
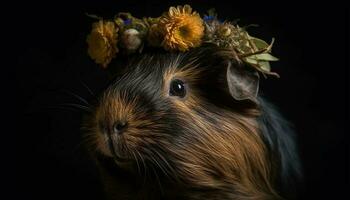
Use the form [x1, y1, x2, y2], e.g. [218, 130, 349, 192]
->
[106, 134, 132, 164]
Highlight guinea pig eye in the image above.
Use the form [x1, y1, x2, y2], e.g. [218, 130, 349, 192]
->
[169, 79, 186, 98]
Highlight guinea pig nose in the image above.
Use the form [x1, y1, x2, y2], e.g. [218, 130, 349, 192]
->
[112, 121, 128, 135]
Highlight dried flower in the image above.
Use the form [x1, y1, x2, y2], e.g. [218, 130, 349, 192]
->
[147, 24, 163, 47]
[159, 5, 204, 51]
[85, 5, 279, 77]
[86, 20, 118, 68]
[204, 21, 279, 76]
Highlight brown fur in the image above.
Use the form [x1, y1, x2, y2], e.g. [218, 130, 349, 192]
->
[84, 50, 284, 199]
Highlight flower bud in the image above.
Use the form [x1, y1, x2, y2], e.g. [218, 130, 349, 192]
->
[121, 28, 142, 52]
[218, 26, 231, 37]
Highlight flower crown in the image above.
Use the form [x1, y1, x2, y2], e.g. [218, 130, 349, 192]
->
[86, 5, 279, 77]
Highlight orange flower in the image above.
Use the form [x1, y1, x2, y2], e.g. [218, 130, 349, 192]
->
[159, 5, 204, 51]
[86, 20, 118, 68]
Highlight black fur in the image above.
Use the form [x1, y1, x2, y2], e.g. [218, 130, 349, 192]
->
[258, 98, 303, 199]
[88, 46, 302, 199]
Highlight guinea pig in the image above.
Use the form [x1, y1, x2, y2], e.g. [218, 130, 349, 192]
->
[84, 44, 302, 200]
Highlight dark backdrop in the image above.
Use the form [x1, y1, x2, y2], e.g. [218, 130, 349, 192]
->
[13, 1, 349, 199]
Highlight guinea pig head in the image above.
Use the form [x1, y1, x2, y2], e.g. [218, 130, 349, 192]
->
[88, 46, 277, 198]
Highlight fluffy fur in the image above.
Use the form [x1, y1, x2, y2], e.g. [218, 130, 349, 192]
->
[84, 45, 302, 200]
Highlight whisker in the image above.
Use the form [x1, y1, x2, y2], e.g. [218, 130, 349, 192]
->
[79, 79, 95, 97]
[59, 103, 92, 112]
[149, 153, 171, 180]
[150, 162, 164, 195]
[152, 150, 177, 181]
[74, 135, 98, 153]
[136, 150, 148, 186]
[132, 151, 141, 175]
[40, 105, 87, 113]
[61, 89, 92, 106]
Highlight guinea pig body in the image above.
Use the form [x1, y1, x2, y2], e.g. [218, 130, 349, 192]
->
[84, 46, 301, 200]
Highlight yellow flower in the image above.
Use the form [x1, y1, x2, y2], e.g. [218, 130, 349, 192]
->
[86, 20, 118, 68]
[159, 5, 204, 51]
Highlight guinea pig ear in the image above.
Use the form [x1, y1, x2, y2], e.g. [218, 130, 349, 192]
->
[226, 61, 260, 102]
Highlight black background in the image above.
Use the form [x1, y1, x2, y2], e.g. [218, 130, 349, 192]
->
[13, 0, 349, 199]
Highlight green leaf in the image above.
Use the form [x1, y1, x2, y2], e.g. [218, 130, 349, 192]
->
[244, 57, 259, 65]
[265, 38, 275, 53]
[252, 53, 279, 61]
[251, 37, 269, 50]
[258, 61, 271, 72]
